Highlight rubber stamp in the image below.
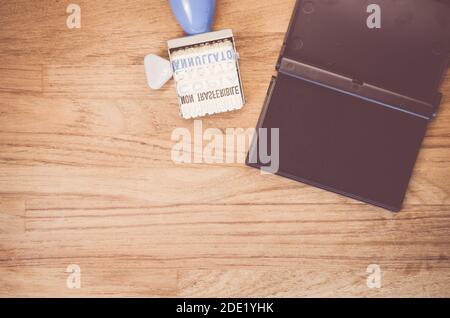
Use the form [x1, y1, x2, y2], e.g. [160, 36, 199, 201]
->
[145, 0, 245, 119]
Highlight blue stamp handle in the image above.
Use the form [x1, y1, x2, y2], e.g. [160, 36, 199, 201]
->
[169, 0, 216, 35]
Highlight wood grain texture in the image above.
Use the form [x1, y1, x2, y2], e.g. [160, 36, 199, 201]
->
[0, 0, 449, 297]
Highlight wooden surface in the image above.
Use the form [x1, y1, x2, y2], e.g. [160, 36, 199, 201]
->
[1, 0, 449, 298]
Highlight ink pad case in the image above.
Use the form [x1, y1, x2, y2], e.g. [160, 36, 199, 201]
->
[247, 0, 450, 211]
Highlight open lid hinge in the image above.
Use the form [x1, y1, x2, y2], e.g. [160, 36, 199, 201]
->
[279, 57, 439, 121]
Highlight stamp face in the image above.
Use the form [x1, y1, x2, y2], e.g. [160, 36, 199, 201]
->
[169, 31, 245, 119]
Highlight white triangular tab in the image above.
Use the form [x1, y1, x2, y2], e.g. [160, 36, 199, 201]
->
[144, 54, 173, 90]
